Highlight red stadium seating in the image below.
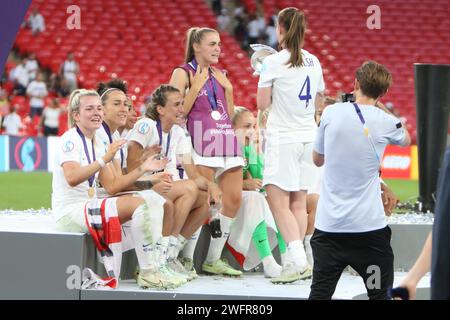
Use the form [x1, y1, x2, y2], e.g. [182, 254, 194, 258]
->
[12, 0, 450, 142]
[239, 0, 450, 144]
[15, 0, 259, 110]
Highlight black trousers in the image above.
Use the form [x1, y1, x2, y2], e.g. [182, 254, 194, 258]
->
[309, 226, 394, 300]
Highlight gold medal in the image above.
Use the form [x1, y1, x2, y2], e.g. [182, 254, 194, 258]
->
[88, 187, 95, 198]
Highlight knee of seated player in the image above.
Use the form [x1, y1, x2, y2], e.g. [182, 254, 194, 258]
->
[196, 189, 210, 206]
[117, 196, 145, 224]
[223, 190, 242, 214]
[184, 179, 199, 198]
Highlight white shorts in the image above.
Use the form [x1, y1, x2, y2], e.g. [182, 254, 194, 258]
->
[55, 202, 89, 233]
[137, 189, 167, 206]
[191, 150, 244, 179]
[53, 191, 165, 234]
[263, 141, 320, 192]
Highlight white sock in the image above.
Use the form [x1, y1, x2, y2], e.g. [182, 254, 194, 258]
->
[181, 227, 201, 260]
[131, 204, 156, 272]
[262, 255, 282, 278]
[176, 235, 187, 257]
[304, 235, 314, 267]
[205, 213, 234, 264]
[139, 193, 164, 241]
[287, 240, 308, 271]
[155, 236, 170, 266]
[168, 235, 179, 260]
[280, 252, 287, 267]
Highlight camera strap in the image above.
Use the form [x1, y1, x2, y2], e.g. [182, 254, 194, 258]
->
[352, 103, 382, 176]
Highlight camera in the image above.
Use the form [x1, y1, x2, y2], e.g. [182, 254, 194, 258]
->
[341, 93, 355, 103]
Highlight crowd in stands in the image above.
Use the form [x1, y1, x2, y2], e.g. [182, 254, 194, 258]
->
[213, 0, 278, 52]
[0, 2, 406, 140]
[0, 8, 81, 137]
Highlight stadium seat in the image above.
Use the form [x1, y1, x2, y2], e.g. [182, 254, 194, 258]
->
[11, 0, 450, 137]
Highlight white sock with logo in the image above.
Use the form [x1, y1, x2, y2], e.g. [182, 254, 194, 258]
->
[181, 227, 201, 260]
[205, 213, 234, 264]
[155, 236, 170, 267]
[167, 235, 179, 260]
[131, 205, 156, 272]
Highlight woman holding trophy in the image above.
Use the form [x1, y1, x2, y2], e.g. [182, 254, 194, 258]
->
[256, 7, 325, 284]
[169, 27, 244, 277]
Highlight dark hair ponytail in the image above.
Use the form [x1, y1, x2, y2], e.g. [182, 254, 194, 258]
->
[278, 7, 307, 68]
[145, 84, 180, 120]
[96, 78, 128, 104]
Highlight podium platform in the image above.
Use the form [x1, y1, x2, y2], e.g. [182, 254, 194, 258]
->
[0, 213, 432, 300]
[79, 272, 430, 300]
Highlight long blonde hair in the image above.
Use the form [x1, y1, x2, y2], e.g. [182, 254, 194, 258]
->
[68, 89, 100, 127]
[232, 106, 252, 126]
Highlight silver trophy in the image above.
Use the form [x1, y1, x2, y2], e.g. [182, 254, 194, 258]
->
[250, 44, 278, 75]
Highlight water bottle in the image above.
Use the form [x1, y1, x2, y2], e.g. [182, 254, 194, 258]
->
[209, 202, 222, 238]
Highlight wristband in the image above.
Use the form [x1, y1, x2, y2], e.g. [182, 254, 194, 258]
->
[97, 157, 106, 168]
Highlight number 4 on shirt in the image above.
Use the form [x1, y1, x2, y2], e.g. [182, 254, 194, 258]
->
[298, 76, 312, 108]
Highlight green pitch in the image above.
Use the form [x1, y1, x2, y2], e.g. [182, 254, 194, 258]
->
[0, 171, 52, 210]
[0, 171, 419, 210]
[384, 178, 419, 204]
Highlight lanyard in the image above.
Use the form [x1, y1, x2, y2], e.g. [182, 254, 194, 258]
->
[189, 59, 219, 111]
[352, 103, 382, 175]
[102, 122, 124, 168]
[156, 120, 171, 157]
[177, 164, 184, 179]
[76, 126, 96, 187]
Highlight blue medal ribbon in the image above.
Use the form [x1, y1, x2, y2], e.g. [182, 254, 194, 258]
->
[76, 125, 96, 187]
[189, 59, 220, 112]
[177, 164, 184, 179]
[156, 120, 171, 157]
[102, 122, 124, 168]
[352, 103, 382, 176]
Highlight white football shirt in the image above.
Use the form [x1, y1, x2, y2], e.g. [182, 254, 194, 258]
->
[52, 127, 108, 221]
[128, 118, 191, 177]
[258, 49, 325, 144]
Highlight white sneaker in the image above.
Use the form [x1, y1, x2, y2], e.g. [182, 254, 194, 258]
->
[167, 258, 193, 281]
[137, 270, 179, 290]
[271, 262, 299, 284]
[263, 257, 282, 278]
[271, 262, 312, 284]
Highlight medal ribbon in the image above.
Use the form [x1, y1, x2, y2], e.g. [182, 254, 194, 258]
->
[189, 58, 219, 112]
[156, 120, 171, 157]
[102, 122, 124, 168]
[76, 125, 96, 188]
[352, 103, 382, 176]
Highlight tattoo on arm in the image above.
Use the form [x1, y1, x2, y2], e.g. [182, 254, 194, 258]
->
[134, 180, 153, 190]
